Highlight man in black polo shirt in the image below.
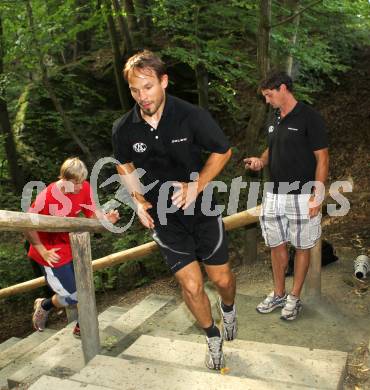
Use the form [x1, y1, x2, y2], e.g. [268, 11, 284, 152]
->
[245, 71, 329, 321]
[112, 50, 236, 370]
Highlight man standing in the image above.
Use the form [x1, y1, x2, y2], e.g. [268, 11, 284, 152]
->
[112, 50, 236, 370]
[245, 71, 329, 321]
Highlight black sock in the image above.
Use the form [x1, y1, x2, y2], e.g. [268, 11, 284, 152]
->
[203, 321, 221, 338]
[41, 298, 54, 311]
[221, 301, 234, 313]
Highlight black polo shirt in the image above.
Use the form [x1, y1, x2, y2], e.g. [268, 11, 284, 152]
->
[112, 94, 230, 204]
[267, 101, 328, 194]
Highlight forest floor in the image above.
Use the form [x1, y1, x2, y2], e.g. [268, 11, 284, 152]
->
[0, 50, 369, 388]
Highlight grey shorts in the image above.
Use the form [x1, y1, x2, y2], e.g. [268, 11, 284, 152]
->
[260, 192, 321, 249]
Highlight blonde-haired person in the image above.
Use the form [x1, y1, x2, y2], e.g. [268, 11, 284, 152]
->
[25, 157, 119, 337]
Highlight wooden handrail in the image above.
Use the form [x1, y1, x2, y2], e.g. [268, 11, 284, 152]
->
[0, 206, 261, 299]
[0, 210, 105, 233]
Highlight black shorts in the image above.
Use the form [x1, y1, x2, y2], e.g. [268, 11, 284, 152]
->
[151, 211, 229, 274]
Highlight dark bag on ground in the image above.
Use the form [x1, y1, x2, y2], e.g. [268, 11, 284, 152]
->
[286, 240, 339, 276]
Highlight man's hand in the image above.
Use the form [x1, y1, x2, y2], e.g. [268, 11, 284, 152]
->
[244, 157, 264, 171]
[131, 192, 154, 228]
[136, 200, 154, 228]
[172, 181, 199, 210]
[39, 247, 61, 268]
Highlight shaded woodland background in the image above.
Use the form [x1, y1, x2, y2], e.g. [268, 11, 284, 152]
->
[0, 0, 369, 296]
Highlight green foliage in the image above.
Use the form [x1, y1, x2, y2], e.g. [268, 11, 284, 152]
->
[152, 0, 254, 114]
[0, 235, 34, 289]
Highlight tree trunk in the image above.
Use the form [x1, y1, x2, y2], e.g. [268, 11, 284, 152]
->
[104, 1, 130, 111]
[25, 0, 93, 164]
[0, 14, 24, 194]
[243, 0, 271, 265]
[195, 63, 209, 109]
[193, 6, 209, 110]
[134, 0, 151, 40]
[73, 0, 93, 61]
[123, 0, 138, 32]
[112, 0, 133, 55]
[285, 0, 300, 76]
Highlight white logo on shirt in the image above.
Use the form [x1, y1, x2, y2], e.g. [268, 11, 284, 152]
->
[268, 126, 274, 133]
[171, 138, 188, 143]
[288, 127, 299, 131]
[133, 143, 147, 153]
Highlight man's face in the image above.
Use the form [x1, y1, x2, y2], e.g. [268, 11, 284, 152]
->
[128, 68, 168, 116]
[261, 85, 286, 109]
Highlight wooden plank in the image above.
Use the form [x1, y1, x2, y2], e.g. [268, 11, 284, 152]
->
[70, 232, 100, 363]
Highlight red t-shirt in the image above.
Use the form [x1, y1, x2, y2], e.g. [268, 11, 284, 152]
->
[28, 181, 96, 267]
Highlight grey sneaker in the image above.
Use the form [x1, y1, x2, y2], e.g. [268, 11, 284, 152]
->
[205, 335, 225, 370]
[32, 298, 49, 331]
[218, 298, 237, 341]
[280, 294, 302, 321]
[256, 291, 287, 314]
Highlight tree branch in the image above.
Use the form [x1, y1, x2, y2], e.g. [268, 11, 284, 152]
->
[270, 0, 322, 29]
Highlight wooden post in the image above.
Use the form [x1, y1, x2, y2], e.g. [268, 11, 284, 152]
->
[70, 232, 100, 364]
[65, 305, 78, 323]
[304, 237, 322, 299]
[244, 223, 258, 265]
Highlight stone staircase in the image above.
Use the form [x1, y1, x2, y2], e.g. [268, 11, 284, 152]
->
[0, 293, 348, 390]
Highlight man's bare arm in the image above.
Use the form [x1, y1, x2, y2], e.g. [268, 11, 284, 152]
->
[116, 162, 154, 228]
[172, 149, 232, 209]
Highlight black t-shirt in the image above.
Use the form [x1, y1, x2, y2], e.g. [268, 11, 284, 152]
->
[112, 94, 230, 205]
[267, 101, 328, 194]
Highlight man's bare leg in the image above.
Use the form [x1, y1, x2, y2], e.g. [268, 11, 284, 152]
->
[271, 243, 289, 296]
[205, 263, 236, 305]
[291, 248, 310, 297]
[175, 261, 213, 328]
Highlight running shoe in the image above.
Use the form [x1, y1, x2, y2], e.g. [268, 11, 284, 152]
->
[280, 294, 302, 321]
[256, 291, 287, 314]
[218, 297, 237, 341]
[205, 334, 225, 370]
[72, 323, 81, 338]
[32, 298, 49, 331]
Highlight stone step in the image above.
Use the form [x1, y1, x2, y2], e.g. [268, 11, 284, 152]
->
[0, 329, 57, 371]
[6, 295, 172, 389]
[155, 284, 218, 333]
[120, 334, 347, 389]
[0, 304, 127, 389]
[0, 339, 20, 354]
[104, 294, 172, 336]
[97, 305, 128, 330]
[28, 375, 114, 390]
[72, 354, 312, 390]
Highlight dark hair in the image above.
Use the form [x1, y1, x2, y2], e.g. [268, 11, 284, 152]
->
[260, 71, 293, 92]
[123, 50, 167, 81]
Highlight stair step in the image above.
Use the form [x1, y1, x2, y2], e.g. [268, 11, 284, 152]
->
[156, 285, 217, 333]
[97, 305, 127, 330]
[120, 334, 347, 389]
[72, 354, 311, 390]
[0, 338, 20, 354]
[28, 375, 113, 390]
[6, 295, 172, 388]
[0, 304, 127, 389]
[0, 329, 57, 370]
[104, 294, 173, 336]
